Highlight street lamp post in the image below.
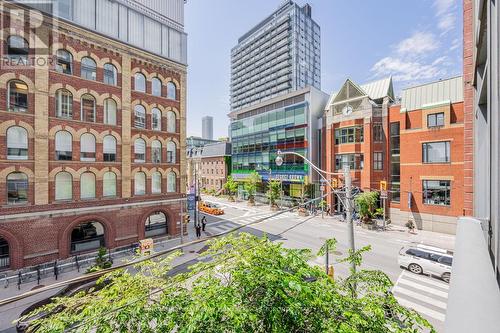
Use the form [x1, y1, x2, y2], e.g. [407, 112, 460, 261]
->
[275, 150, 356, 273]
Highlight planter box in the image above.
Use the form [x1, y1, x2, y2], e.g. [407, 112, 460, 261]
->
[270, 205, 280, 212]
[361, 223, 376, 230]
[247, 201, 255, 207]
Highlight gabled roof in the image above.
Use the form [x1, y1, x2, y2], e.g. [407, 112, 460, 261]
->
[325, 76, 394, 110]
[360, 77, 394, 101]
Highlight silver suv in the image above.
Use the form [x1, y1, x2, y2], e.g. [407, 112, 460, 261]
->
[398, 244, 453, 283]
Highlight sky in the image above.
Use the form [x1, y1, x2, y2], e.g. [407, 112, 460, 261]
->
[185, 0, 463, 139]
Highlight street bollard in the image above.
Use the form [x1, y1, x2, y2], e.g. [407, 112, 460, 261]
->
[75, 255, 80, 272]
[36, 266, 41, 285]
[17, 271, 21, 290]
[54, 260, 59, 280]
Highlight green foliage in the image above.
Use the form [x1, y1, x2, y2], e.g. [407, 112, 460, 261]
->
[223, 175, 238, 199]
[85, 247, 112, 274]
[266, 179, 281, 206]
[243, 171, 262, 203]
[318, 200, 327, 210]
[355, 191, 379, 222]
[316, 238, 338, 256]
[25, 234, 435, 333]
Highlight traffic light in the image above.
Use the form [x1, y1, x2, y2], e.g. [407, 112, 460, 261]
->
[380, 181, 387, 191]
[332, 178, 338, 188]
[183, 214, 190, 224]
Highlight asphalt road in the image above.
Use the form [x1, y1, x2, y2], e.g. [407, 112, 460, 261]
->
[200, 197, 456, 332]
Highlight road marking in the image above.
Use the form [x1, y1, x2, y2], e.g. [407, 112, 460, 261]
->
[392, 286, 447, 310]
[396, 297, 446, 322]
[397, 279, 448, 298]
[401, 270, 449, 289]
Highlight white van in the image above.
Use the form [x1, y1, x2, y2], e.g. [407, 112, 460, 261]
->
[398, 244, 453, 283]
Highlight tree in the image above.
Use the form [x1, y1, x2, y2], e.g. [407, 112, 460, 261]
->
[266, 179, 281, 208]
[24, 233, 435, 333]
[244, 171, 262, 204]
[86, 247, 112, 273]
[355, 191, 379, 223]
[223, 175, 238, 201]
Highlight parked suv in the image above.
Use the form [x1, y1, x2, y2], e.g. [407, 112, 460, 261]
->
[398, 244, 453, 283]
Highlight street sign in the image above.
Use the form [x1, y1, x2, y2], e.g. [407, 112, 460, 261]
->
[379, 181, 387, 191]
[139, 238, 154, 255]
[380, 190, 388, 199]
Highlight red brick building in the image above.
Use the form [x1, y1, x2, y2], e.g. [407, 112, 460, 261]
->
[323, 76, 464, 234]
[0, 2, 187, 270]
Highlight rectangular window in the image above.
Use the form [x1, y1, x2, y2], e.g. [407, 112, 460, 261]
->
[373, 152, 383, 170]
[423, 180, 451, 206]
[373, 123, 383, 142]
[390, 122, 400, 202]
[335, 154, 364, 170]
[427, 112, 445, 128]
[422, 141, 450, 163]
[334, 126, 363, 145]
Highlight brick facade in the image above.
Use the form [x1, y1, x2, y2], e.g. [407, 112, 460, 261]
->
[200, 156, 229, 192]
[323, 78, 464, 234]
[0, 3, 187, 270]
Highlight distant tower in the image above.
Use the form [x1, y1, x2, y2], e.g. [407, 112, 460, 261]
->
[202, 116, 214, 140]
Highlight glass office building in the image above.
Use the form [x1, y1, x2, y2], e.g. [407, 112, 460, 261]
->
[229, 87, 328, 197]
[230, 1, 321, 111]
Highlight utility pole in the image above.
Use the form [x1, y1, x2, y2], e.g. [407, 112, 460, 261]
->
[344, 165, 356, 273]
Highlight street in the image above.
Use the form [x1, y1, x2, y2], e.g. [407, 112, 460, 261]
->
[0, 196, 454, 333]
[200, 196, 455, 332]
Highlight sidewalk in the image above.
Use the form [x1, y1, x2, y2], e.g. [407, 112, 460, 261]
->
[0, 224, 203, 332]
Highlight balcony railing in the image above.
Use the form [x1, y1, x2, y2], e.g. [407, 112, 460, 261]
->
[444, 217, 500, 332]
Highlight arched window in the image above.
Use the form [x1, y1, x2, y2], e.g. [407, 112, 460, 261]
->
[81, 57, 97, 80]
[103, 171, 117, 197]
[56, 49, 72, 74]
[55, 130, 72, 160]
[103, 63, 117, 85]
[166, 82, 177, 100]
[71, 221, 104, 253]
[104, 98, 117, 125]
[167, 171, 176, 193]
[167, 141, 176, 164]
[151, 140, 162, 163]
[7, 36, 29, 64]
[134, 172, 146, 195]
[7, 172, 28, 204]
[8, 80, 28, 112]
[81, 94, 96, 122]
[166, 111, 176, 133]
[80, 133, 96, 161]
[134, 73, 146, 92]
[152, 171, 162, 194]
[134, 105, 146, 129]
[7, 126, 28, 160]
[103, 135, 117, 162]
[152, 77, 162, 96]
[80, 172, 96, 199]
[145, 212, 167, 237]
[134, 138, 146, 162]
[55, 171, 72, 200]
[152, 108, 162, 131]
[56, 89, 73, 118]
[0, 237, 9, 269]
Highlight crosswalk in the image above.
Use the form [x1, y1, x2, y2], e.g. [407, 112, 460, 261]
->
[205, 212, 295, 234]
[392, 270, 449, 323]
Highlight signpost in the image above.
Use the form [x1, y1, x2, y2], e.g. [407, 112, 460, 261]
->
[380, 181, 388, 230]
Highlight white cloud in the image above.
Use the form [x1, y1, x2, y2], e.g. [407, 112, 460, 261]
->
[371, 56, 449, 82]
[433, 0, 457, 33]
[396, 32, 439, 56]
